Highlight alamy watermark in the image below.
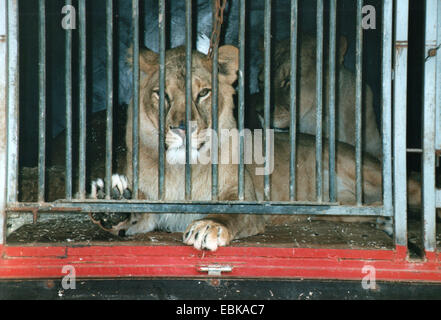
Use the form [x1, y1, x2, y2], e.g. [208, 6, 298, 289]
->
[61, 265, 76, 290]
[61, 4, 376, 30]
[361, 265, 377, 290]
[166, 124, 275, 176]
[362, 5, 376, 30]
[61, 5, 76, 30]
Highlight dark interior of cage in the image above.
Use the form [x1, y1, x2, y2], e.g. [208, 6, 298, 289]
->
[7, 0, 440, 256]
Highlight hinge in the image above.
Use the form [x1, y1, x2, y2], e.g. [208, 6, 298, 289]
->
[198, 264, 233, 276]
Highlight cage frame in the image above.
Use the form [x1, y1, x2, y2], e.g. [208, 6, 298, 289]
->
[1, 0, 441, 282]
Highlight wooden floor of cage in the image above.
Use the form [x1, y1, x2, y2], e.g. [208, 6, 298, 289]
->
[7, 214, 439, 256]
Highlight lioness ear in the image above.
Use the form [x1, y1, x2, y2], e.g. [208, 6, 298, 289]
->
[127, 46, 159, 76]
[339, 36, 348, 65]
[218, 45, 239, 85]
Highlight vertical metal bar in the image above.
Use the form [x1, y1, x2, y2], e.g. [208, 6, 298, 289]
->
[422, 0, 438, 253]
[393, 0, 409, 248]
[382, 0, 394, 219]
[328, 0, 336, 203]
[238, 0, 246, 201]
[0, 0, 9, 244]
[211, 0, 218, 201]
[437, 189, 441, 208]
[355, 0, 363, 205]
[263, 0, 271, 201]
[186, 0, 193, 200]
[132, 0, 140, 199]
[38, 0, 47, 203]
[105, 0, 114, 199]
[436, 1, 441, 152]
[289, 0, 298, 201]
[158, 0, 166, 200]
[65, 0, 73, 200]
[6, 0, 19, 205]
[78, 0, 87, 199]
[315, 0, 323, 202]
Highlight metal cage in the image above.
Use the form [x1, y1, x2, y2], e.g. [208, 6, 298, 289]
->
[0, 0, 441, 281]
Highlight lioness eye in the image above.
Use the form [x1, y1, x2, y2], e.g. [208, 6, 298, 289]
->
[198, 88, 211, 99]
[153, 89, 170, 105]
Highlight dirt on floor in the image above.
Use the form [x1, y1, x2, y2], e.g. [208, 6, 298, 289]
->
[7, 216, 395, 250]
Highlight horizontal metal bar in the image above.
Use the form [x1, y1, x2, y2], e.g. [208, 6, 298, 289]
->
[8, 202, 389, 217]
[406, 148, 423, 153]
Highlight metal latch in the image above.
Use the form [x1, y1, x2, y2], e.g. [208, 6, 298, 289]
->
[198, 264, 233, 276]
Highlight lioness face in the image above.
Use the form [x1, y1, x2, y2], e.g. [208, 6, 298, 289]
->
[257, 35, 346, 129]
[138, 45, 239, 164]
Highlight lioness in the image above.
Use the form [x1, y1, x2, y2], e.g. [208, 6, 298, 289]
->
[90, 45, 420, 251]
[252, 34, 382, 159]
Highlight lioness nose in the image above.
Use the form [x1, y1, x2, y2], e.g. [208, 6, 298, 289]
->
[170, 121, 186, 140]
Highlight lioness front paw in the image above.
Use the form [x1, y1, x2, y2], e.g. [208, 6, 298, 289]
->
[89, 174, 132, 235]
[183, 219, 232, 251]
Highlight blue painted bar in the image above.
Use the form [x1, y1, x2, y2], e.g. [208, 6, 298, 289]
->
[185, 0, 193, 200]
[315, 0, 323, 202]
[78, 0, 87, 199]
[210, 0, 218, 201]
[6, 0, 19, 206]
[436, 0, 441, 152]
[9, 202, 389, 217]
[422, 0, 438, 253]
[65, 0, 73, 200]
[263, 0, 271, 201]
[382, 0, 393, 218]
[238, 0, 246, 201]
[132, 0, 140, 199]
[158, 0, 166, 200]
[105, 0, 114, 199]
[289, 0, 298, 201]
[0, 0, 10, 244]
[393, 0, 409, 247]
[328, 0, 336, 203]
[355, 0, 363, 206]
[38, 0, 46, 202]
